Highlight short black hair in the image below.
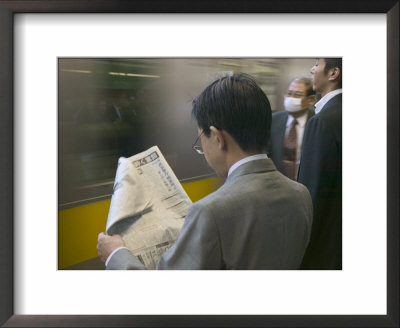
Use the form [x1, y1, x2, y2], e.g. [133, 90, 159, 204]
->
[323, 58, 342, 87]
[192, 73, 272, 153]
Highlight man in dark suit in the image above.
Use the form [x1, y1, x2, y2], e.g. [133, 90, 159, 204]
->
[268, 77, 316, 180]
[298, 58, 342, 270]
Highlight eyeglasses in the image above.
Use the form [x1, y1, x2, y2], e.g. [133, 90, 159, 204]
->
[192, 130, 204, 155]
[285, 91, 307, 98]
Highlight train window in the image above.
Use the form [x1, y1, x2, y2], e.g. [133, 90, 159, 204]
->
[58, 58, 308, 209]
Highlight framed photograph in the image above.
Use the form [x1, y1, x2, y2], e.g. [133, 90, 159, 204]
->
[1, 1, 398, 327]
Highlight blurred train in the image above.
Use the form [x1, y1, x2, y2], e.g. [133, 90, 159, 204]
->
[58, 58, 316, 269]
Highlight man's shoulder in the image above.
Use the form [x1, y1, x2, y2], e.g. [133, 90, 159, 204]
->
[194, 168, 309, 206]
[305, 97, 341, 142]
[188, 171, 312, 231]
[271, 111, 288, 134]
[193, 183, 229, 208]
[272, 110, 288, 120]
[319, 94, 342, 116]
[185, 186, 229, 225]
[191, 172, 258, 212]
[309, 95, 342, 124]
[287, 177, 312, 198]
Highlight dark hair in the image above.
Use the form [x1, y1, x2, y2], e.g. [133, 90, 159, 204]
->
[192, 73, 272, 152]
[323, 58, 342, 87]
[289, 77, 316, 97]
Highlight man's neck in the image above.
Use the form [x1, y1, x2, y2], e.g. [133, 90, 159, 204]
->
[223, 149, 260, 178]
[218, 131, 262, 178]
[227, 152, 268, 178]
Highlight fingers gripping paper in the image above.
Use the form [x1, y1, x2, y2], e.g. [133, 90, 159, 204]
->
[106, 146, 192, 269]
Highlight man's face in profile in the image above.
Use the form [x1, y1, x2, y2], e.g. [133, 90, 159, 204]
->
[310, 58, 327, 93]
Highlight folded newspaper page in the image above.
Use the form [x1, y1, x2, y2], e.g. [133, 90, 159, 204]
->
[106, 146, 192, 269]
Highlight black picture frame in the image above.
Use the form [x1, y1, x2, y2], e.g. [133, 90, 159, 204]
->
[0, 1, 398, 327]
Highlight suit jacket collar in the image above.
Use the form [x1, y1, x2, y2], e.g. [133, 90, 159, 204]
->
[282, 109, 314, 127]
[324, 93, 342, 108]
[225, 158, 276, 184]
[316, 92, 342, 114]
[307, 109, 315, 120]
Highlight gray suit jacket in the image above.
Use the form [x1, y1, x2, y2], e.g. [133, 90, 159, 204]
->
[107, 159, 313, 270]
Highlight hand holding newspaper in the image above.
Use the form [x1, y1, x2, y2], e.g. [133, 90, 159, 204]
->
[106, 146, 192, 269]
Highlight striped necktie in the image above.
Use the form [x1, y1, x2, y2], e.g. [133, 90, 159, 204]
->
[282, 119, 298, 180]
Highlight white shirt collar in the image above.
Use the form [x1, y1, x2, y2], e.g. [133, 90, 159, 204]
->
[314, 89, 342, 115]
[227, 154, 268, 177]
[286, 110, 309, 128]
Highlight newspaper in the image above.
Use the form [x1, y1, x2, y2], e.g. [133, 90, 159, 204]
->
[106, 146, 192, 269]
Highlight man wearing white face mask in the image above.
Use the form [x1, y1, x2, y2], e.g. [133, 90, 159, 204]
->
[268, 77, 316, 180]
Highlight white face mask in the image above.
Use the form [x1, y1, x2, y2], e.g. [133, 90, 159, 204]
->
[284, 97, 303, 113]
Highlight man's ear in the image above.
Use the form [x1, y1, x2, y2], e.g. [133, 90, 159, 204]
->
[328, 67, 341, 82]
[210, 126, 226, 150]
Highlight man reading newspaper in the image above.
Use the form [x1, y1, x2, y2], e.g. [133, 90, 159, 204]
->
[97, 73, 313, 270]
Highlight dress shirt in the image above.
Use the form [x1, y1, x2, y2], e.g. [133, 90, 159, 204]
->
[314, 89, 342, 115]
[227, 154, 269, 177]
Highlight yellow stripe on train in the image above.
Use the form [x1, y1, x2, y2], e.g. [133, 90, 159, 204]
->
[58, 176, 223, 269]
